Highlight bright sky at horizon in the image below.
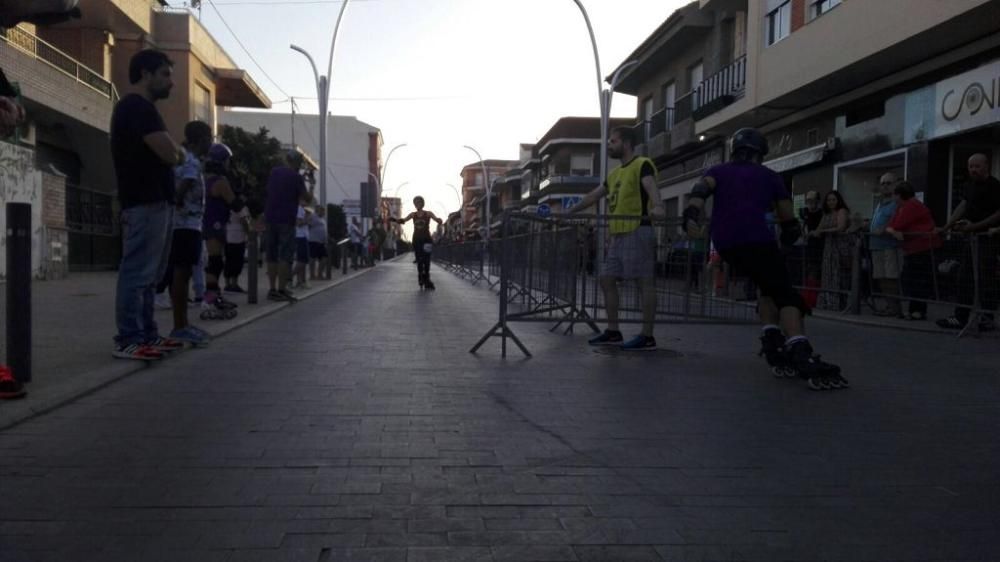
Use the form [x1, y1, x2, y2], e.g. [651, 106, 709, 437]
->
[191, 0, 689, 218]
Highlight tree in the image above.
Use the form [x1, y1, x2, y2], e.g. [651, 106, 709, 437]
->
[219, 124, 283, 216]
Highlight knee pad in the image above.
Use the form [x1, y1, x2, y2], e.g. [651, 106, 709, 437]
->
[206, 255, 224, 278]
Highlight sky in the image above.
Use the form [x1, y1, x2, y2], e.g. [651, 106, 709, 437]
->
[191, 0, 689, 218]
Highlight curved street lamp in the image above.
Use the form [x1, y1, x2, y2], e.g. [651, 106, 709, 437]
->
[380, 143, 408, 195]
[288, 0, 352, 209]
[462, 145, 492, 243]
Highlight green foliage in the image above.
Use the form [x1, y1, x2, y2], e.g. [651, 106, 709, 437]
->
[219, 124, 283, 216]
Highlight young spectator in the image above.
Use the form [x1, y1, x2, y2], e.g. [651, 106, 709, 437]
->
[293, 203, 311, 289]
[224, 202, 252, 293]
[201, 144, 241, 317]
[166, 121, 213, 345]
[308, 206, 329, 280]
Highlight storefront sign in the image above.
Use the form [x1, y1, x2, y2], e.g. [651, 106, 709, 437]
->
[908, 59, 1000, 143]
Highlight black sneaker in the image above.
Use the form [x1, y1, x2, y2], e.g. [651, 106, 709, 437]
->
[936, 317, 965, 330]
[621, 334, 657, 351]
[588, 330, 623, 346]
[267, 289, 285, 302]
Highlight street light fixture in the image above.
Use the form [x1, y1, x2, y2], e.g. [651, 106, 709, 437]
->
[289, 0, 352, 209]
[380, 143, 407, 195]
[392, 181, 411, 199]
[462, 145, 492, 243]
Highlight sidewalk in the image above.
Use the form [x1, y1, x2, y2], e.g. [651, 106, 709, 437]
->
[0, 260, 382, 429]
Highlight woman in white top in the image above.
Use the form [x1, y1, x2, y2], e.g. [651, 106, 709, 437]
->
[224, 206, 251, 293]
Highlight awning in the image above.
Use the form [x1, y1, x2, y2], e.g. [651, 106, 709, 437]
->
[215, 68, 271, 109]
[764, 143, 828, 174]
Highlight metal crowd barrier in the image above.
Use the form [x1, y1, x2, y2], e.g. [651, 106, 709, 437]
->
[435, 213, 758, 357]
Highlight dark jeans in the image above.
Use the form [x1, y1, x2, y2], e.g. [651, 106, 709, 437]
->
[954, 237, 998, 323]
[901, 251, 935, 317]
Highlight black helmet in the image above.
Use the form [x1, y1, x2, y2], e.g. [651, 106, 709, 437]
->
[730, 128, 768, 157]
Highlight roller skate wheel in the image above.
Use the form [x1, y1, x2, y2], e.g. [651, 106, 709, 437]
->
[772, 366, 796, 378]
[225, 310, 238, 320]
[807, 376, 831, 391]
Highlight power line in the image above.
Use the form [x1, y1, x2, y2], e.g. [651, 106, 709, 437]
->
[205, 0, 291, 98]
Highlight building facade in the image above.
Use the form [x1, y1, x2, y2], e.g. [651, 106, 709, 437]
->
[613, 0, 1000, 224]
[1, 1, 270, 274]
[218, 110, 383, 211]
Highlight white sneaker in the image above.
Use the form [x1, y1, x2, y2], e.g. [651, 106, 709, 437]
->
[154, 292, 172, 310]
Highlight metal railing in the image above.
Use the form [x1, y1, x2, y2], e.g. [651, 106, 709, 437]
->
[0, 25, 115, 100]
[436, 214, 1000, 356]
[695, 55, 747, 110]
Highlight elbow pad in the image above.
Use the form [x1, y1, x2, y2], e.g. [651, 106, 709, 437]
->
[690, 177, 713, 200]
[682, 206, 701, 231]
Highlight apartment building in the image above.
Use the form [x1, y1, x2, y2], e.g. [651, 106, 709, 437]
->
[459, 158, 518, 237]
[612, 0, 1000, 222]
[0, 1, 270, 274]
[219, 110, 383, 210]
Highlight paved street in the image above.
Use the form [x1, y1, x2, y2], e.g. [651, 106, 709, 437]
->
[2, 259, 999, 562]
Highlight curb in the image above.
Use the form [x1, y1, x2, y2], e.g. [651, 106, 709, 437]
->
[0, 263, 385, 431]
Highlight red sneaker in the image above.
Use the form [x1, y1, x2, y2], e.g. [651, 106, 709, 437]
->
[0, 365, 26, 399]
[144, 336, 185, 353]
[112, 343, 165, 361]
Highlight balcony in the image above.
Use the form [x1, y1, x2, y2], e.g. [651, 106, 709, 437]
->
[0, 25, 116, 132]
[693, 55, 747, 119]
[637, 107, 675, 159]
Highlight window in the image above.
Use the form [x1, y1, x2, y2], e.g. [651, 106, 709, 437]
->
[662, 82, 676, 130]
[570, 154, 593, 176]
[765, 0, 791, 46]
[812, 0, 842, 18]
[688, 62, 703, 109]
[642, 96, 654, 142]
[193, 83, 212, 123]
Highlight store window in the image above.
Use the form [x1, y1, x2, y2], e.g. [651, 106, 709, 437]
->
[765, 0, 791, 46]
[834, 150, 907, 219]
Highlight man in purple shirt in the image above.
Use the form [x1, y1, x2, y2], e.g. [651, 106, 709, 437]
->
[683, 128, 847, 391]
[264, 151, 308, 301]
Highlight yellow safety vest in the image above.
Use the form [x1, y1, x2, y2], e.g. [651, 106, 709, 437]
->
[607, 156, 656, 234]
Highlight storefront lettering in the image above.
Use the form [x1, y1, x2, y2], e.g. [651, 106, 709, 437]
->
[940, 77, 998, 122]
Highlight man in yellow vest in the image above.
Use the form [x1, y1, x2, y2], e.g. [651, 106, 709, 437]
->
[566, 126, 665, 350]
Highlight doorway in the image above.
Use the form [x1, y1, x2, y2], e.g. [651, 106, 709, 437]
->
[834, 149, 908, 219]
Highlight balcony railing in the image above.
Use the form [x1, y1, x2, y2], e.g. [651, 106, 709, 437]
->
[695, 54, 746, 111]
[0, 25, 116, 101]
[635, 107, 676, 144]
[674, 55, 747, 123]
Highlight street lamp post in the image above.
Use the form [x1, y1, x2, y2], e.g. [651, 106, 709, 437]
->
[379, 143, 407, 195]
[462, 145, 491, 243]
[289, 0, 351, 209]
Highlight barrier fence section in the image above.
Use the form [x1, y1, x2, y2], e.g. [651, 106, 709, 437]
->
[440, 213, 758, 357]
[436, 213, 1000, 357]
[784, 229, 998, 336]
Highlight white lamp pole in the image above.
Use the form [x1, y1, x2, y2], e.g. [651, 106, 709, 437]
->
[289, 0, 351, 210]
[463, 145, 491, 243]
[380, 143, 407, 195]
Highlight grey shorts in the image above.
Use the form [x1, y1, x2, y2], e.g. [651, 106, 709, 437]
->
[871, 248, 902, 279]
[265, 223, 296, 264]
[601, 226, 656, 279]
